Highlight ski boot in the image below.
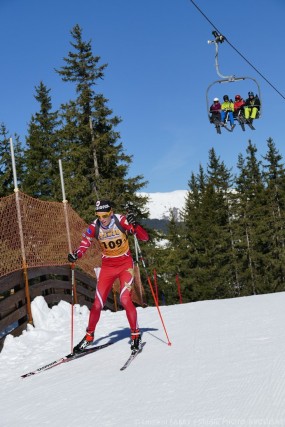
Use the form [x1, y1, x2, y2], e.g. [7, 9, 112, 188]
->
[73, 331, 94, 354]
[130, 329, 142, 353]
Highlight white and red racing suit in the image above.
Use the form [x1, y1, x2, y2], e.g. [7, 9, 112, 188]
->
[75, 214, 149, 334]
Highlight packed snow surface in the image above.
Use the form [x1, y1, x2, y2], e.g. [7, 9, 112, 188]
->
[1, 292, 285, 426]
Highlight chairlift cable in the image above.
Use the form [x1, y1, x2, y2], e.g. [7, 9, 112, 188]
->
[189, 0, 285, 101]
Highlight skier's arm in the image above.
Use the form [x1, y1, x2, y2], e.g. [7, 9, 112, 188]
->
[68, 223, 96, 261]
[120, 214, 149, 242]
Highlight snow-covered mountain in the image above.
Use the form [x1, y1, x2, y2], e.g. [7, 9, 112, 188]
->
[138, 189, 187, 220]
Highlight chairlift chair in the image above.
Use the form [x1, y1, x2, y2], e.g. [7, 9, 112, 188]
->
[207, 31, 262, 134]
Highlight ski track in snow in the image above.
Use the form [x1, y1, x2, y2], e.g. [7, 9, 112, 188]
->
[1, 294, 285, 426]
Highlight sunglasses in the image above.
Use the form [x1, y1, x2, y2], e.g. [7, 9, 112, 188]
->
[96, 211, 111, 219]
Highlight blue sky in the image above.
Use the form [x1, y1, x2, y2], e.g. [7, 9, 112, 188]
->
[1, 0, 285, 193]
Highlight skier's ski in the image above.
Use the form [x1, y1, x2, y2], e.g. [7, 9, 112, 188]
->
[214, 123, 221, 134]
[246, 121, 256, 130]
[219, 122, 232, 132]
[21, 342, 113, 378]
[120, 342, 146, 371]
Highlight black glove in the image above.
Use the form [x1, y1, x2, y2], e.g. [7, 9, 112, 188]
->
[68, 252, 78, 263]
[126, 212, 136, 226]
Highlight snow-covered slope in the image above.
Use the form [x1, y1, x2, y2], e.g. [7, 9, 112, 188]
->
[1, 292, 285, 426]
[139, 189, 187, 220]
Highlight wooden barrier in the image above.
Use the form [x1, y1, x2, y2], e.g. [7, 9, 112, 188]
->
[0, 265, 118, 351]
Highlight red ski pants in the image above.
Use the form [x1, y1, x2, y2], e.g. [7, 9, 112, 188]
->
[87, 256, 138, 334]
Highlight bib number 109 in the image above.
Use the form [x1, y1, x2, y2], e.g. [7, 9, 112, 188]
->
[101, 238, 123, 250]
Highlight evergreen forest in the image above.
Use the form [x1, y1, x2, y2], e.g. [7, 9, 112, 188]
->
[1, 25, 285, 306]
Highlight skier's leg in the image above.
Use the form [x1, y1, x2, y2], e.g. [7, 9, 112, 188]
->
[87, 269, 115, 333]
[119, 261, 138, 330]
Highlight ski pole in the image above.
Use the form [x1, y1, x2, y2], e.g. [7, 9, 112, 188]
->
[134, 234, 172, 346]
[133, 227, 145, 306]
[153, 269, 158, 302]
[59, 159, 75, 353]
[70, 263, 75, 351]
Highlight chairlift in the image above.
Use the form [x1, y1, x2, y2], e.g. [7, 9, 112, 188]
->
[206, 31, 262, 134]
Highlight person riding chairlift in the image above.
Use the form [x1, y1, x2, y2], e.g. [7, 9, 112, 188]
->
[210, 97, 221, 124]
[233, 94, 245, 118]
[221, 95, 235, 129]
[244, 91, 261, 123]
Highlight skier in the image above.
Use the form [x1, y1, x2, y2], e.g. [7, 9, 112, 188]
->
[68, 200, 149, 353]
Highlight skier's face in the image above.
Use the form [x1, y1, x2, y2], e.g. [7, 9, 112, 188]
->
[97, 210, 113, 226]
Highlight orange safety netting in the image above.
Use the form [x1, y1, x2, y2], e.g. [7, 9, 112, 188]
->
[0, 191, 145, 305]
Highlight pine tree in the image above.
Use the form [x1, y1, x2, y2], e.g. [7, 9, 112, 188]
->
[206, 148, 238, 298]
[182, 150, 237, 301]
[181, 169, 207, 300]
[261, 138, 285, 291]
[56, 25, 148, 221]
[0, 124, 23, 196]
[234, 140, 268, 295]
[157, 210, 187, 304]
[22, 82, 61, 200]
